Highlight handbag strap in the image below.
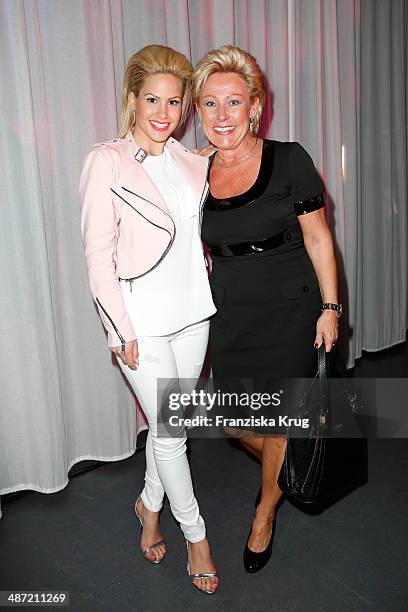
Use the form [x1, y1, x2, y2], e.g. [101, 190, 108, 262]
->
[318, 343, 327, 381]
[317, 343, 329, 425]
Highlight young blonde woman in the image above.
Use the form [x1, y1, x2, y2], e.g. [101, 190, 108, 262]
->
[80, 45, 219, 595]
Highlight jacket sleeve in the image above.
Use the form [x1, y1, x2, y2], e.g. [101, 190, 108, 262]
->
[79, 146, 137, 349]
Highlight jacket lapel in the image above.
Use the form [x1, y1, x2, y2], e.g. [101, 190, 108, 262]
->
[166, 138, 209, 208]
[121, 133, 208, 213]
[123, 132, 170, 215]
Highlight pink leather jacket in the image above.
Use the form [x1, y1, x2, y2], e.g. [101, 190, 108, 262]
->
[79, 133, 210, 349]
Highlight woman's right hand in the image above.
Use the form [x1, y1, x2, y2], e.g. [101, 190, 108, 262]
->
[111, 339, 139, 370]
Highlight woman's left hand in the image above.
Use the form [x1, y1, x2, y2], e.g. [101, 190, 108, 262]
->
[314, 310, 339, 352]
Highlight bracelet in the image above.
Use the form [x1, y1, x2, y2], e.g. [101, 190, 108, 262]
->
[321, 302, 343, 317]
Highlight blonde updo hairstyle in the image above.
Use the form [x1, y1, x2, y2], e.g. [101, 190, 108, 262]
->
[119, 45, 193, 138]
[192, 45, 265, 135]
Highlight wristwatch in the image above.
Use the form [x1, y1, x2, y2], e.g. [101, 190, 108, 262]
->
[321, 302, 343, 317]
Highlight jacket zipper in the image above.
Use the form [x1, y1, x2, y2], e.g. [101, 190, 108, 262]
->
[198, 159, 210, 265]
[111, 186, 175, 232]
[95, 297, 126, 353]
[199, 182, 209, 229]
[117, 227, 176, 282]
[198, 158, 210, 232]
[111, 186, 176, 281]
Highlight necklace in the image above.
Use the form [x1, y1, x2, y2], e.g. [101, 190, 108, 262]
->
[214, 138, 259, 169]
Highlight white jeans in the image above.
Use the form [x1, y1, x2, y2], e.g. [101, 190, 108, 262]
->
[117, 319, 209, 543]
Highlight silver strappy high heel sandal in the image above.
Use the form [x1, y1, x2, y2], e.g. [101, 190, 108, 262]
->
[185, 540, 219, 595]
[134, 494, 166, 564]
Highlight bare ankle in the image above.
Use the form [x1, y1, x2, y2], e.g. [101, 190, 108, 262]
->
[189, 536, 208, 547]
[255, 505, 275, 521]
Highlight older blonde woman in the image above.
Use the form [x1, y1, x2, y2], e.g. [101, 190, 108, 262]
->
[193, 45, 340, 573]
[80, 45, 218, 594]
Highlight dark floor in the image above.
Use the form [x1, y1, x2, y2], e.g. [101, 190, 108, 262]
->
[1, 342, 408, 611]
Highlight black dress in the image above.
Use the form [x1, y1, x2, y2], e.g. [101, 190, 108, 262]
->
[202, 139, 325, 390]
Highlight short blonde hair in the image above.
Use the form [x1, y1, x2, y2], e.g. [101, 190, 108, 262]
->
[192, 45, 265, 134]
[119, 45, 193, 138]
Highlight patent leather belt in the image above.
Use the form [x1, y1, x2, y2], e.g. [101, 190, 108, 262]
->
[209, 229, 289, 257]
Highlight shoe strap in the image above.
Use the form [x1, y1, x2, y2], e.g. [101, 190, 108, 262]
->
[143, 539, 165, 555]
[189, 572, 218, 578]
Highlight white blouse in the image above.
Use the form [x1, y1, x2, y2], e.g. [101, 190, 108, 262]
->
[120, 145, 216, 336]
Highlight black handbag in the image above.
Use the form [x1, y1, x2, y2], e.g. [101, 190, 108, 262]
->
[277, 344, 368, 505]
